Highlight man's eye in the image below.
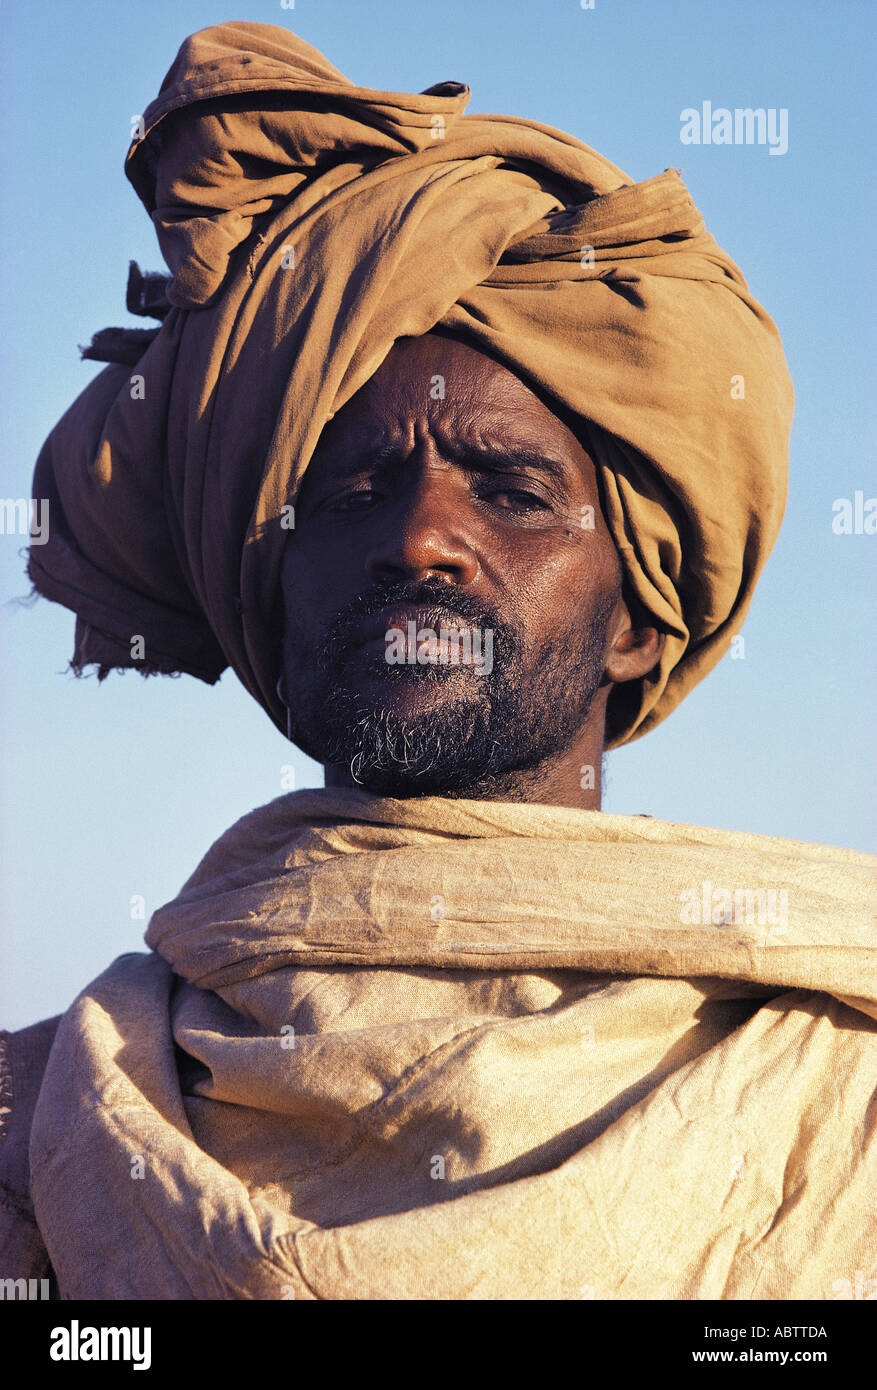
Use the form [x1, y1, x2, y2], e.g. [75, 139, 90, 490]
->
[326, 485, 552, 514]
[330, 488, 381, 511]
[484, 489, 552, 511]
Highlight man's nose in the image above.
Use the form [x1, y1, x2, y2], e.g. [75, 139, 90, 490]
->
[364, 463, 481, 587]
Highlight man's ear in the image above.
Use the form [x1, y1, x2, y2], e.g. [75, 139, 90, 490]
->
[603, 591, 665, 686]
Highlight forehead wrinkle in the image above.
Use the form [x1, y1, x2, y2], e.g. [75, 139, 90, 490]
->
[315, 370, 588, 486]
[420, 396, 580, 463]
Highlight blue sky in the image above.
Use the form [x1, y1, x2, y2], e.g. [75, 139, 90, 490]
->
[1, 0, 874, 1029]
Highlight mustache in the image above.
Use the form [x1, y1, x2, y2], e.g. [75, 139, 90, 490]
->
[322, 580, 512, 659]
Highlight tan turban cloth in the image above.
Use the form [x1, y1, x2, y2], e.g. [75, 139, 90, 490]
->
[27, 20, 794, 747]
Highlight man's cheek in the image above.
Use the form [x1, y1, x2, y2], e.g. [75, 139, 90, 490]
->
[282, 617, 321, 680]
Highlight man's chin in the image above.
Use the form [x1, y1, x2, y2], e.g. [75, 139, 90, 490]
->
[288, 684, 502, 797]
[333, 753, 554, 802]
[352, 668, 480, 715]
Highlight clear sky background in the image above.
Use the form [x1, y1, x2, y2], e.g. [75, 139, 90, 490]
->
[1, 0, 874, 1031]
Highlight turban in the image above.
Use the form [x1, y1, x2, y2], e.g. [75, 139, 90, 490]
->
[28, 21, 794, 747]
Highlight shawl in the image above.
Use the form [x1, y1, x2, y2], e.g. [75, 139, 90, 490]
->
[27, 790, 876, 1299]
[27, 21, 794, 746]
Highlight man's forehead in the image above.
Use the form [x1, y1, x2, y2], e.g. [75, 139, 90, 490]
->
[370, 332, 556, 412]
[320, 333, 588, 463]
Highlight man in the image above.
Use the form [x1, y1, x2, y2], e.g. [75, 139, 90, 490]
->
[279, 329, 665, 805]
[2, 22, 874, 1300]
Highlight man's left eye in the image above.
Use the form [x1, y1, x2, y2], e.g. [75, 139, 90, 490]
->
[484, 490, 551, 511]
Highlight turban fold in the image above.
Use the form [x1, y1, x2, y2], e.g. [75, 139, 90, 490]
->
[28, 21, 794, 746]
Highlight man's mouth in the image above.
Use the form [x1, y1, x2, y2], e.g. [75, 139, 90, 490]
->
[349, 604, 494, 673]
[353, 605, 475, 647]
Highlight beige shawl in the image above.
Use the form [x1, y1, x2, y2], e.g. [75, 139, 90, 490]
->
[29, 790, 876, 1299]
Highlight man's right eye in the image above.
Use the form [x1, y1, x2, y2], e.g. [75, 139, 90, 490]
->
[329, 488, 382, 511]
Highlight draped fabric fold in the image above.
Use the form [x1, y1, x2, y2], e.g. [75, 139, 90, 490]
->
[27, 21, 793, 745]
[29, 790, 876, 1299]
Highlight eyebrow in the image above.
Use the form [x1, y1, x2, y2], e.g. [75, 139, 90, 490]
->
[339, 443, 575, 484]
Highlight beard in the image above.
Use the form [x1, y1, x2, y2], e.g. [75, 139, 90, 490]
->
[282, 578, 615, 799]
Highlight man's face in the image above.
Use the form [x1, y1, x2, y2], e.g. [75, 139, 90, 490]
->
[280, 332, 632, 799]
